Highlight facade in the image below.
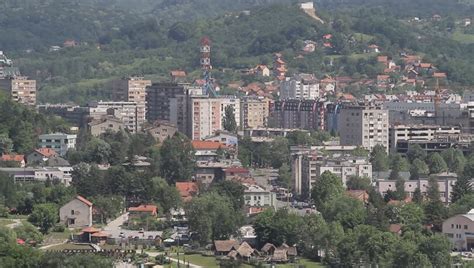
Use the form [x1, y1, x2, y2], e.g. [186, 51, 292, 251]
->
[0, 167, 73, 185]
[270, 99, 325, 131]
[145, 121, 178, 143]
[338, 106, 389, 152]
[89, 101, 139, 133]
[280, 74, 320, 100]
[146, 83, 187, 123]
[0, 154, 25, 167]
[292, 149, 372, 197]
[113, 77, 151, 129]
[38, 133, 77, 156]
[389, 124, 461, 153]
[26, 148, 58, 166]
[190, 96, 222, 140]
[442, 209, 474, 250]
[376, 176, 457, 204]
[0, 76, 36, 106]
[128, 205, 158, 220]
[243, 184, 277, 208]
[88, 116, 124, 137]
[240, 97, 269, 129]
[204, 131, 238, 147]
[59, 196, 93, 228]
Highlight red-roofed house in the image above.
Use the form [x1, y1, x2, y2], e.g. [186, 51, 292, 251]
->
[0, 154, 25, 167]
[128, 204, 158, 219]
[176, 182, 199, 202]
[433, 72, 447, 79]
[26, 148, 58, 165]
[59, 196, 93, 228]
[170, 70, 187, 82]
[192, 140, 228, 161]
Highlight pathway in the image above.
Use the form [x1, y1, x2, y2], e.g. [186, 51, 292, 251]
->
[146, 252, 203, 268]
[6, 219, 22, 229]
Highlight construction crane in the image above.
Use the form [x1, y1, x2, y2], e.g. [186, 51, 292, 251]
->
[200, 37, 218, 97]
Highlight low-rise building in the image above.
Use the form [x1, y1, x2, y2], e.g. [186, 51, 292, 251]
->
[176, 182, 199, 202]
[0, 166, 73, 185]
[145, 121, 178, 143]
[89, 101, 140, 133]
[243, 183, 277, 209]
[38, 133, 77, 156]
[59, 196, 93, 228]
[88, 116, 124, 137]
[26, 148, 58, 166]
[128, 205, 158, 220]
[0, 154, 25, 167]
[442, 209, 474, 251]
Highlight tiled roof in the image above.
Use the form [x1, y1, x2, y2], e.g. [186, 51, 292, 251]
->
[76, 195, 93, 207]
[34, 148, 57, 157]
[192, 140, 225, 150]
[1, 154, 24, 162]
[170, 70, 186, 77]
[176, 182, 198, 201]
[128, 204, 157, 214]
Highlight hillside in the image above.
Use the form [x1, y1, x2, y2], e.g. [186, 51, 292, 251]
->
[3, 1, 474, 104]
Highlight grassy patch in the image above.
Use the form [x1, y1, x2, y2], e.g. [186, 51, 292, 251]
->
[277, 258, 325, 268]
[452, 30, 474, 44]
[180, 254, 220, 267]
[0, 219, 14, 227]
[353, 32, 375, 42]
[46, 243, 95, 251]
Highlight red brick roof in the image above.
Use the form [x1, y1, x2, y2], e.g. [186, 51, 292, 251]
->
[170, 70, 186, 77]
[34, 148, 57, 157]
[76, 195, 93, 207]
[176, 182, 198, 202]
[82, 227, 100, 233]
[192, 140, 225, 150]
[1, 154, 24, 162]
[128, 204, 157, 215]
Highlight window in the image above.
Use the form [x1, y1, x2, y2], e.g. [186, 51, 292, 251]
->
[71, 210, 75, 215]
[465, 225, 468, 230]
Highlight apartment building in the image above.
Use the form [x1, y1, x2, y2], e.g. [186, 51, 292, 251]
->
[443, 209, 474, 251]
[189, 97, 222, 140]
[146, 82, 188, 123]
[389, 124, 461, 153]
[38, 133, 77, 156]
[113, 77, 151, 129]
[243, 183, 277, 208]
[89, 101, 139, 133]
[240, 97, 269, 129]
[338, 106, 389, 152]
[280, 73, 320, 99]
[292, 147, 372, 197]
[0, 76, 36, 106]
[270, 99, 325, 131]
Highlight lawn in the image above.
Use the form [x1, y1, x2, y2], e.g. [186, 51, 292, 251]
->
[0, 219, 14, 227]
[452, 30, 474, 44]
[180, 254, 220, 267]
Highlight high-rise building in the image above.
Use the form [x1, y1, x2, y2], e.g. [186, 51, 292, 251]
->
[280, 73, 320, 100]
[0, 76, 36, 106]
[240, 97, 269, 129]
[338, 106, 389, 152]
[113, 77, 151, 130]
[146, 83, 187, 123]
[89, 101, 139, 133]
[269, 99, 325, 131]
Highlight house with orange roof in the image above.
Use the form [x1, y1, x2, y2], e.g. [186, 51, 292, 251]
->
[128, 204, 158, 220]
[170, 70, 187, 82]
[176, 182, 199, 202]
[0, 154, 25, 167]
[59, 195, 93, 228]
[26, 148, 58, 166]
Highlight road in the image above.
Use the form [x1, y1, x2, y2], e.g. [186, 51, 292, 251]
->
[6, 219, 22, 229]
[104, 212, 129, 231]
[146, 251, 203, 268]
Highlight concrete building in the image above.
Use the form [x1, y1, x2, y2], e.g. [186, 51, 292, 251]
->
[0, 76, 36, 106]
[389, 124, 461, 153]
[270, 99, 325, 131]
[291, 146, 372, 197]
[280, 74, 320, 99]
[88, 116, 124, 137]
[376, 176, 457, 204]
[146, 83, 188, 123]
[338, 106, 389, 152]
[443, 209, 474, 251]
[240, 97, 269, 129]
[38, 133, 77, 156]
[0, 166, 73, 185]
[243, 183, 277, 208]
[89, 101, 139, 133]
[59, 196, 93, 228]
[145, 121, 178, 143]
[113, 77, 151, 129]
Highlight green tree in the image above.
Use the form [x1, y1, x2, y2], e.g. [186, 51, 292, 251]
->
[160, 133, 196, 184]
[370, 145, 389, 171]
[40, 253, 113, 268]
[253, 208, 305, 247]
[322, 195, 367, 229]
[0, 134, 13, 154]
[394, 176, 407, 201]
[223, 105, 237, 132]
[28, 203, 58, 234]
[427, 153, 448, 174]
[449, 194, 474, 216]
[149, 177, 182, 213]
[211, 180, 245, 210]
[352, 146, 369, 157]
[311, 171, 344, 210]
[84, 137, 111, 164]
[418, 234, 452, 267]
[91, 195, 123, 224]
[186, 192, 242, 244]
[278, 163, 291, 188]
[397, 203, 425, 225]
[286, 131, 312, 146]
[410, 158, 429, 180]
[424, 177, 447, 231]
[451, 174, 472, 203]
[269, 137, 289, 168]
[413, 187, 423, 204]
[14, 222, 44, 244]
[406, 144, 427, 163]
[346, 175, 371, 191]
[441, 148, 466, 173]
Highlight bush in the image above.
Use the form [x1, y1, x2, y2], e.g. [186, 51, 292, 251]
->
[155, 255, 171, 265]
[52, 224, 66, 232]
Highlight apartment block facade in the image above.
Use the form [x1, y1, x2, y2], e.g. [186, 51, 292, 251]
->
[338, 106, 389, 152]
[38, 133, 77, 156]
[240, 97, 269, 129]
[113, 77, 151, 129]
[0, 76, 36, 106]
[89, 101, 139, 133]
[280, 73, 320, 99]
[270, 99, 325, 131]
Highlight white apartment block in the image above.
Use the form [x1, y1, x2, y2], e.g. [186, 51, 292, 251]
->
[280, 74, 320, 100]
[243, 183, 277, 208]
[90, 101, 139, 133]
[389, 124, 461, 153]
[189, 96, 240, 140]
[38, 133, 77, 156]
[338, 106, 389, 152]
[114, 77, 151, 130]
[292, 150, 372, 197]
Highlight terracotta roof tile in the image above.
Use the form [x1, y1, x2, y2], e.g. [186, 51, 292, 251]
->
[176, 182, 198, 201]
[76, 195, 93, 207]
[192, 140, 225, 150]
[128, 204, 158, 214]
[1, 154, 24, 162]
[34, 148, 57, 157]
